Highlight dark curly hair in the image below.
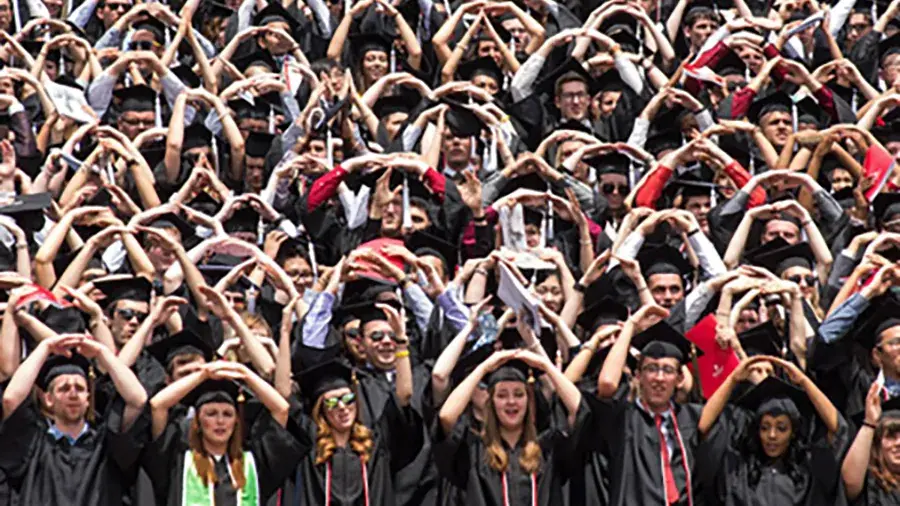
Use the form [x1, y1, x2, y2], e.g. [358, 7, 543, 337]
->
[738, 410, 810, 495]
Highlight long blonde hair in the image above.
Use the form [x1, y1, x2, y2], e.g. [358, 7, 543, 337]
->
[482, 382, 542, 474]
[312, 387, 374, 466]
[188, 412, 246, 489]
[870, 416, 900, 493]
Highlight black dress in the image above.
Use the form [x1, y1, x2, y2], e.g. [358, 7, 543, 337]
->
[0, 396, 148, 506]
[433, 399, 590, 506]
[141, 410, 303, 506]
[282, 393, 424, 506]
[851, 475, 900, 505]
[695, 407, 850, 506]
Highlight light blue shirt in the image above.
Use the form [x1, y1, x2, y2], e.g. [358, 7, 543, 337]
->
[47, 422, 90, 445]
[817, 293, 870, 344]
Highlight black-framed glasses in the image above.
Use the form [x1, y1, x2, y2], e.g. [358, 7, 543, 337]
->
[641, 364, 678, 376]
[116, 308, 148, 322]
[601, 183, 629, 195]
[323, 392, 356, 410]
[128, 40, 158, 51]
[368, 330, 402, 343]
[786, 274, 817, 286]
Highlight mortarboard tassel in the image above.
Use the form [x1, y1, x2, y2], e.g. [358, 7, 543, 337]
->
[88, 365, 96, 423]
[12, 0, 20, 32]
[401, 172, 412, 230]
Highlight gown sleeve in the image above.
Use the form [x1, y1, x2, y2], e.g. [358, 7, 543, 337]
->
[432, 417, 474, 490]
[248, 411, 307, 501]
[103, 395, 151, 474]
[141, 418, 186, 502]
[0, 398, 41, 481]
[377, 393, 425, 474]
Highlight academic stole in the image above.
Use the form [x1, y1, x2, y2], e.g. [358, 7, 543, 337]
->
[324, 459, 370, 506]
[658, 404, 693, 506]
[501, 471, 537, 506]
[182, 450, 260, 506]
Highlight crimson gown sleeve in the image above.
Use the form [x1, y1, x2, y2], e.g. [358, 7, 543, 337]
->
[722, 161, 767, 207]
[685, 41, 730, 95]
[306, 165, 349, 211]
[421, 168, 446, 203]
[729, 87, 758, 119]
[634, 165, 674, 209]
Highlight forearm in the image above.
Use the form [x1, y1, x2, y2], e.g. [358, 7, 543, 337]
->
[231, 317, 276, 378]
[546, 366, 581, 420]
[121, 233, 155, 277]
[244, 371, 289, 426]
[394, 350, 413, 407]
[2, 344, 48, 417]
[99, 348, 148, 408]
[509, 52, 546, 103]
[0, 308, 20, 380]
[597, 321, 634, 396]
[819, 293, 869, 344]
[698, 374, 735, 436]
[842, 427, 874, 500]
[431, 323, 473, 403]
[439, 364, 485, 432]
[722, 212, 756, 268]
[326, 13, 354, 62]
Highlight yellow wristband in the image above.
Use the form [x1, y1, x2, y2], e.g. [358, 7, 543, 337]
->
[395, 350, 410, 359]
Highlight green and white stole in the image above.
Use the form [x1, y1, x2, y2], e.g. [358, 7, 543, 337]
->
[182, 450, 260, 506]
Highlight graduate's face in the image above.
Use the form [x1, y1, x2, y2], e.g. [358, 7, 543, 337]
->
[758, 414, 793, 459]
[747, 360, 773, 385]
[781, 266, 816, 300]
[46, 374, 90, 424]
[198, 402, 237, 446]
[881, 54, 900, 86]
[476, 41, 501, 66]
[876, 326, 900, 377]
[168, 355, 206, 382]
[283, 255, 314, 295]
[829, 168, 854, 192]
[97, 0, 131, 27]
[683, 16, 718, 51]
[524, 224, 541, 248]
[887, 141, 900, 169]
[715, 171, 737, 200]
[0, 0, 10, 32]
[442, 134, 472, 168]
[342, 320, 366, 365]
[647, 274, 684, 309]
[146, 226, 182, 272]
[409, 204, 431, 232]
[110, 300, 150, 345]
[638, 357, 681, 410]
[501, 18, 529, 48]
[846, 13, 872, 47]
[557, 139, 588, 181]
[879, 425, 900, 472]
[535, 274, 563, 314]
[491, 381, 528, 430]
[362, 50, 389, 84]
[380, 193, 403, 235]
[760, 111, 793, 148]
[762, 220, 800, 245]
[596, 91, 622, 118]
[599, 173, 629, 210]
[735, 308, 760, 334]
[363, 320, 398, 370]
[383, 112, 409, 141]
[117, 110, 156, 140]
[42, 0, 63, 17]
[684, 195, 711, 233]
[244, 156, 266, 193]
[261, 21, 293, 54]
[554, 80, 590, 121]
[472, 74, 500, 96]
[321, 387, 356, 433]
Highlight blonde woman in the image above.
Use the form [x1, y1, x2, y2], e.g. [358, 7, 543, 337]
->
[435, 348, 587, 506]
[143, 360, 302, 505]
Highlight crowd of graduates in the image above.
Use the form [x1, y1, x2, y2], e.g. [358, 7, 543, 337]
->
[3, 0, 900, 503]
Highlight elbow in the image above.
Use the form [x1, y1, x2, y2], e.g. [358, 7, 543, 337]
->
[596, 377, 618, 398]
[1, 394, 17, 418]
[407, 46, 423, 60]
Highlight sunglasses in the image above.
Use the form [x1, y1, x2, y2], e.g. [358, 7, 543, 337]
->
[116, 308, 148, 322]
[128, 40, 158, 51]
[323, 392, 356, 410]
[368, 330, 402, 343]
[101, 2, 129, 10]
[344, 328, 360, 339]
[786, 274, 817, 286]
[601, 183, 629, 195]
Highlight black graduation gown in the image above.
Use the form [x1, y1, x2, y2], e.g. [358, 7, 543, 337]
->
[141, 410, 303, 505]
[433, 399, 591, 506]
[851, 475, 900, 505]
[696, 407, 850, 506]
[0, 396, 148, 506]
[588, 396, 704, 506]
[284, 392, 424, 506]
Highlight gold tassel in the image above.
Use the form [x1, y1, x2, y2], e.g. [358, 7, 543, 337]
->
[88, 365, 96, 423]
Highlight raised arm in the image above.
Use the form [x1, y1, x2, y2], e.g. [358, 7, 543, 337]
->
[81, 338, 148, 430]
[597, 304, 668, 397]
[148, 368, 207, 438]
[438, 349, 519, 434]
[842, 381, 881, 500]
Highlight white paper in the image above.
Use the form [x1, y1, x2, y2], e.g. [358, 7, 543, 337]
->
[786, 11, 825, 39]
[45, 80, 95, 124]
[500, 204, 528, 251]
[497, 263, 542, 333]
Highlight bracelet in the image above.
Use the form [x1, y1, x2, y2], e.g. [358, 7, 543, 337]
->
[687, 228, 701, 236]
[863, 420, 878, 429]
[573, 281, 586, 293]
[473, 214, 487, 222]
[395, 349, 410, 359]
[638, 285, 649, 292]
[801, 219, 812, 228]
[474, 268, 489, 276]
[528, 341, 542, 351]
[400, 275, 413, 286]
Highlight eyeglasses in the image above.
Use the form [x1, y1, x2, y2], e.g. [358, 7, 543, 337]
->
[128, 40, 159, 51]
[116, 308, 148, 322]
[786, 274, 817, 286]
[368, 330, 402, 343]
[879, 337, 900, 351]
[323, 392, 356, 410]
[558, 91, 588, 102]
[601, 183, 629, 194]
[344, 328, 360, 339]
[641, 364, 678, 376]
[848, 23, 870, 33]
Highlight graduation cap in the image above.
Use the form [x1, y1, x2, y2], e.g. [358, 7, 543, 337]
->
[486, 358, 543, 387]
[297, 359, 354, 404]
[873, 192, 900, 227]
[637, 244, 692, 279]
[672, 177, 718, 201]
[747, 91, 793, 123]
[645, 129, 684, 156]
[451, 344, 495, 386]
[576, 294, 629, 334]
[873, 120, 900, 144]
[146, 329, 216, 367]
[598, 11, 639, 34]
[203, 0, 235, 18]
[252, 0, 301, 33]
[373, 92, 419, 119]
[37, 353, 92, 391]
[132, 16, 167, 42]
[750, 241, 815, 276]
[341, 275, 399, 306]
[536, 58, 600, 98]
[349, 298, 403, 329]
[198, 254, 247, 285]
[743, 236, 791, 268]
[185, 190, 222, 216]
[716, 50, 748, 77]
[405, 228, 458, 274]
[358, 166, 439, 203]
[55, 74, 84, 91]
[849, 295, 900, 352]
[113, 85, 157, 113]
[233, 48, 278, 73]
[607, 23, 645, 55]
[245, 132, 275, 158]
[738, 321, 785, 357]
[223, 206, 261, 234]
[171, 64, 201, 89]
[457, 56, 504, 85]
[0, 193, 51, 234]
[736, 375, 811, 419]
[149, 212, 196, 243]
[349, 33, 393, 64]
[631, 319, 703, 363]
[183, 378, 242, 407]
[719, 134, 752, 168]
[595, 68, 625, 93]
[38, 304, 88, 334]
[879, 32, 900, 64]
[183, 123, 213, 151]
[795, 96, 829, 129]
[444, 102, 485, 138]
[685, 0, 719, 16]
[498, 171, 557, 198]
[93, 276, 153, 309]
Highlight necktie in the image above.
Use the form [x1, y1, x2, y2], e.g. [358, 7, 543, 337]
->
[655, 414, 679, 504]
